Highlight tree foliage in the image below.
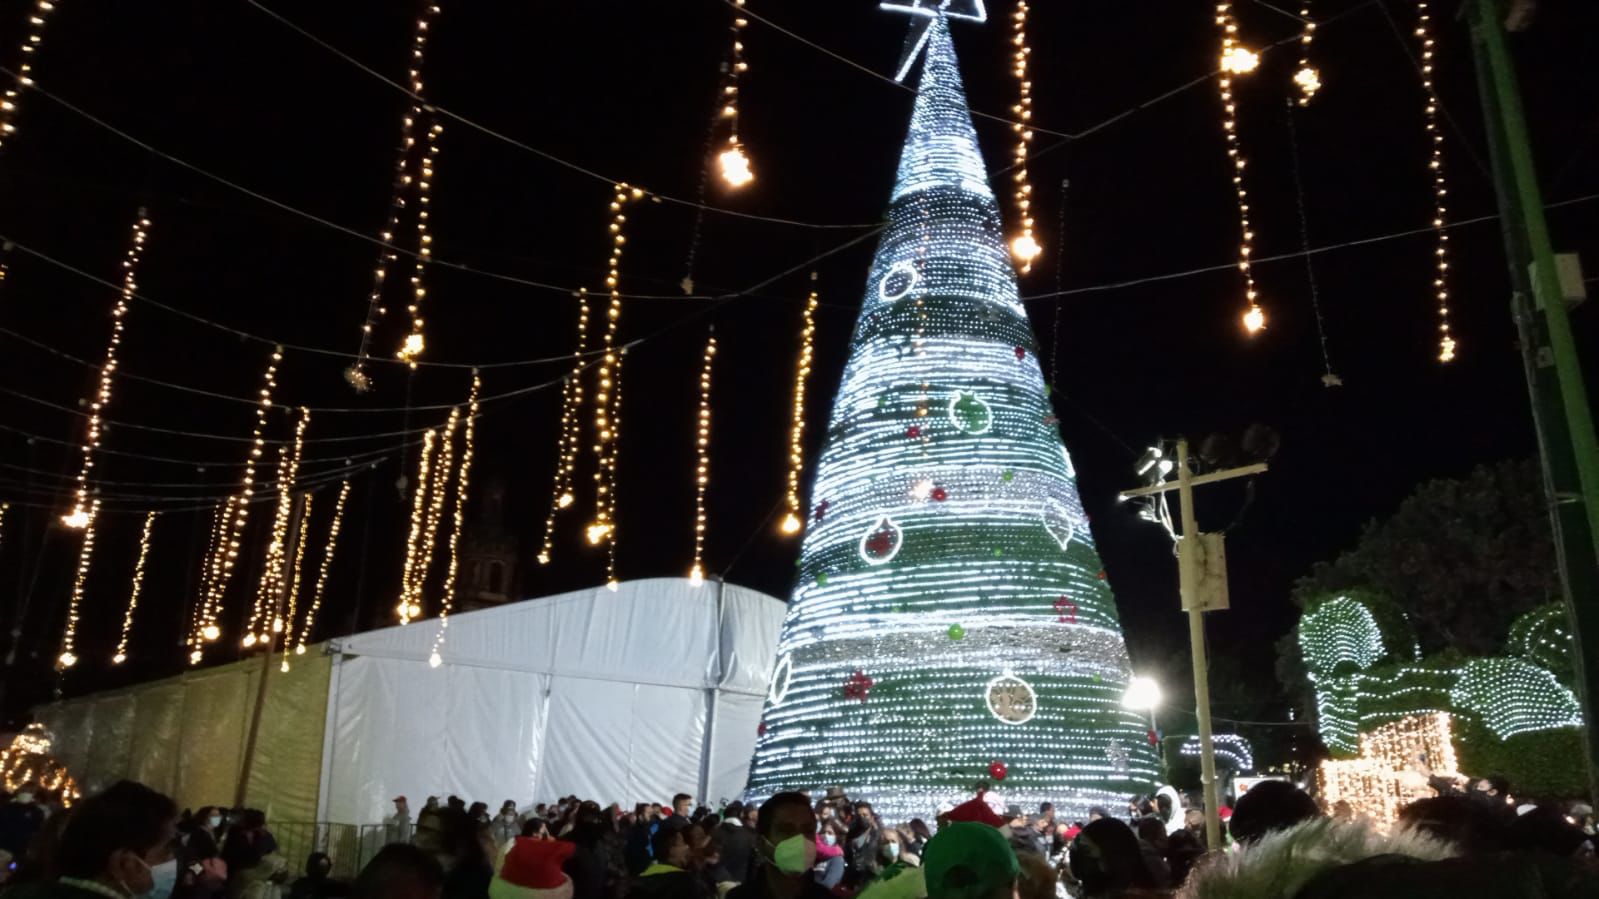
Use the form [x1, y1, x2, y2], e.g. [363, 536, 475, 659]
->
[1291, 459, 1556, 656]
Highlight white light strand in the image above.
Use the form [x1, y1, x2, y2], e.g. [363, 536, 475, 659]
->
[717, 0, 755, 189]
[56, 497, 100, 669]
[188, 500, 231, 662]
[1293, 2, 1320, 105]
[111, 510, 158, 665]
[538, 290, 591, 565]
[780, 279, 819, 536]
[689, 332, 717, 586]
[63, 210, 150, 530]
[428, 371, 480, 668]
[588, 184, 644, 551]
[244, 407, 310, 648]
[412, 407, 458, 612]
[0, 0, 60, 152]
[347, 2, 443, 391]
[1415, 0, 1455, 362]
[396, 427, 438, 624]
[276, 490, 313, 670]
[604, 349, 627, 591]
[397, 116, 444, 367]
[292, 478, 351, 658]
[1215, 2, 1265, 335]
[1007, 0, 1039, 271]
[193, 347, 283, 662]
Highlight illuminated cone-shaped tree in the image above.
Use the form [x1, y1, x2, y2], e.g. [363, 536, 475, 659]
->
[744, 14, 1158, 821]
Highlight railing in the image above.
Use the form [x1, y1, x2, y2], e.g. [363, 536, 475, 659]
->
[266, 822, 402, 881]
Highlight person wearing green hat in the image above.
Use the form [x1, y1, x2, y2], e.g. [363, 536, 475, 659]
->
[922, 822, 1019, 899]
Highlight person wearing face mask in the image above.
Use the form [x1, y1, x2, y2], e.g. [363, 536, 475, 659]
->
[0, 787, 48, 858]
[491, 804, 522, 853]
[4, 780, 180, 899]
[185, 809, 224, 863]
[725, 793, 830, 899]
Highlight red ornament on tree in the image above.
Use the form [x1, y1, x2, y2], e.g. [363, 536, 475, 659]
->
[813, 500, 831, 523]
[988, 759, 1009, 781]
[1054, 596, 1077, 624]
[1147, 728, 1159, 747]
[931, 486, 948, 502]
[757, 721, 768, 737]
[906, 425, 922, 439]
[1013, 346, 1026, 361]
[843, 670, 875, 703]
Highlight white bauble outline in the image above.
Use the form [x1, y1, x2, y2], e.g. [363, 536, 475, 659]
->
[878, 261, 920, 302]
[985, 672, 1038, 726]
[769, 652, 795, 705]
[858, 515, 905, 566]
[1041, 498, 1075, 550]
[946, 391, 993, 435]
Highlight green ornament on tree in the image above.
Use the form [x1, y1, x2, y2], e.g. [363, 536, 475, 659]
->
[817, 572, 830, 587]
[948, 391, 994, 435]
[948, 623, 966, 641]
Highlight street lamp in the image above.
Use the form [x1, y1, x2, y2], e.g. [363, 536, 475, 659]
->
[1123, 676, 1166, 781]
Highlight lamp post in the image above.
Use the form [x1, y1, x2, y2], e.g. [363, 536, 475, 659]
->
[1123, 675, 1165, 781]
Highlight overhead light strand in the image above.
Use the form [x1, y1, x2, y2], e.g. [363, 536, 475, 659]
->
[396, 427, 438, 624]
[716, 0, 755, 189]
[1415, 0, 1454, 362]
[588, 184, 644, 551]
[244, 407, 310, 648]
[56, 497, 100, 669]
[780, 277, 819, 536]
[538, 290, 591, 565]
[1007, 0, 1040, 270]
[292, 478, 351, 659]
[188, 499, 231, 662]
[277, 491, 313, 672]
[1294, 2, 1321, 105]
[0, 0, 60, 152]
[689, 331, 717, 586]
[429, 371, 480, 668]
[1215, 2, 1265, 335]
[111, 510, 158, 665]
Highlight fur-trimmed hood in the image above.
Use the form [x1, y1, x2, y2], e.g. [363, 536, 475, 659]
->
[1177, 819, 1457, 899]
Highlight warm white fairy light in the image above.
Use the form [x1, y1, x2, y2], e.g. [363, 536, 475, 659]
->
[0, 0, 60, 151]
[538, 290, 591, 566]
[189, 501, 230, 663]
[64, 210, 150, 529]
[780, 281, 820, 536]
[245, 408, 310, 648]
[688, 332, 717, 587]
[589, 184, 643, 550]
[716, 0, 755, 189]
[276, 491, 313, 670]
[111, 511, 158, 665]
[1415, 0, 1455, 362]
[1294, 3, 1320, 106]
[429, 373, 480, 669]
[1215, 2, 1265, 335]
[603, 349, 627, 592]
[397, 427, 438, 624]
[293, 478, 351, 659]
[57, 498, 100, 669]
[1007, 0, 1039, 272]
[193, 348, 283, 661]
[413, 407, 458, 607]
[396, 108, 444, 367]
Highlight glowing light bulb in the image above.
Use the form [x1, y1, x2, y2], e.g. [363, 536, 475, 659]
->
[537, 551, 552, 565]
[1221, 46, 1259, 74]
[57, 652, 76, 669]
[1010, 233, 1041, 264]
[557, 491, 574, 509]
[202, 624, 220, 642]
[242, 633, 257, 648]
[689, 565, 705, 587]
[396, 331, 425, 360]
[61, 508, 89, 529]
[606, 579, 620, 593]
[429, 652, 442, 669]
[780, 513, 802, 535]
[1243, 305, 1266, 333]
[586, 522, 612, 545]
[719, 143, 754, 188]
[1294, 66, 1321, 97]
[112, 653, 126, 665]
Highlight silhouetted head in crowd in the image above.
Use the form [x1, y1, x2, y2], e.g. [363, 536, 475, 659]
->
[1398, 795, 1514, 855]
[756, 792, 817, 881]
[1509, 804, 1591, 857]
[1068, 818, 1155, 897]
[652, 822, 692, 869]
[521, 818, 551, 840]
[1163, 829, 1204, 887]
[672, 794, 693, 818]
[1134, 817, 1168, 852]
[355, 844, 444, 899]
[56, 781, 179, 894]
[1229, 781, 1320, 845]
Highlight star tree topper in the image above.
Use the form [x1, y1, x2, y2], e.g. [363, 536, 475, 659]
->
[882, 0, 987, 82]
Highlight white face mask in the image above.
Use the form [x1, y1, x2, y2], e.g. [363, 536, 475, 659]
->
[207, 816, 223, 829]
[14, 793, 32, 804]
[884, 843, 900, 861]
[145, 858, 179, 899]
[822, 833, 837, 847]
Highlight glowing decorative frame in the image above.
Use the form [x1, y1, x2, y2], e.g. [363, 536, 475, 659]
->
[769, 652, 795, 705]
[986, 673, 1038, 725]
[858, 515, 905, 565]
[879, 261, 921, 302]
[1041, 499, 1075, 550]
[880, 0, 988, 23]
[947, 391, 994, 435]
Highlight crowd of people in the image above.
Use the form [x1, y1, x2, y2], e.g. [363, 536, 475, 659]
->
[0, 773, 1597, 899]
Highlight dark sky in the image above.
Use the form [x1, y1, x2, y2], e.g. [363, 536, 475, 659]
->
[0, 0, 1595, 737]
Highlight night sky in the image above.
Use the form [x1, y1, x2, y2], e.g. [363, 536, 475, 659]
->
[0, 0, 1595, 742]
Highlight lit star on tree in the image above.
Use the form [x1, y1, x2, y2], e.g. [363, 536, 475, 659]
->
[882, 0, 988, 82]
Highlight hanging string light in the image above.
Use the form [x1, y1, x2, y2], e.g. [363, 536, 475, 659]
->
[716, 0, 755, 189]
[397, 118, 444, 367]
[292, 478, 351, 659]
[780, 278, 819, 536]
[244, 407, 310, 648]
[588, 184, 644, 549]
[188, 500, 231, 664]
[429, 372, 480, 668]
[1294, 2, 1321, 105]
[56, 498, 99, 669]
[0, 0, 60, 152]
[604, 348, 628, 592]
[193, 348, 283, 661]
[538, 290, 591, 566]
[1007, 0, 1040, 271]
[688, 331, 717, 586]
[277, 491, 313, 672]
[1215, 2, 1265, 335]
[112, 511, 157, 665]
[396, 427, 438, 624]
[1415, 0, 1454, 362]
[413, 407, 458, 606]
[347, 2, 443, 390]
[64, 210, 150, 530]
[0, 502, 8, 553]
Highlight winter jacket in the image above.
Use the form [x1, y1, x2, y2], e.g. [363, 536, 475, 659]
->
[711, 822, 758, 886]
[629, 863, 710, 899]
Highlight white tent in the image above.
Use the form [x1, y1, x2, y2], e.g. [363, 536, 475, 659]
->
[319, 577, 785, 824]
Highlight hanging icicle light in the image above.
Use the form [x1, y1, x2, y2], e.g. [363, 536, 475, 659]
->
[414, 407, 458, 609]
[0, 0, 60, 152]
[429, 372, 480, 669]
[716, 0, 755, 189]
[603, 349, 628, 592]
[189, 501, 230, 663]
[1294, 2, 1320, 105]
[689, 331, 717, 586]
[1215, 2, 1265, 335]
[397, 428, 438, 624]
[718, 142, 755, 189]
[589, 184, 643, 550]
[57, 497, 101, 669]
[292, 479, 351, 659]
[276, 491, 313, 671]
[1415, 0, 1454, 362]
[397, 119, 443, 367]
[245, 408, 310, 648]
[780, 278, 819, 536]
[538, 291, 591, 566]
[65, 210, 150, 529]
[1008, 0, 1040, 271]
[111, 511, 158, 665]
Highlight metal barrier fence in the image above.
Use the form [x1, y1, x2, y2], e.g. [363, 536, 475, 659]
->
[267, 822, 402, 881]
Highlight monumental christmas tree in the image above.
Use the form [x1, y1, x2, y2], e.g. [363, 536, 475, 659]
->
[743, 9, 1159, 821]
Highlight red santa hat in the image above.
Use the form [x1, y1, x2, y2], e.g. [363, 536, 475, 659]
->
[943, 793, 1007, 829]
[490, 838, 575, 899]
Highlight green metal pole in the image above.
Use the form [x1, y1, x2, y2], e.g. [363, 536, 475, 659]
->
[1468, 0, 1599, 804]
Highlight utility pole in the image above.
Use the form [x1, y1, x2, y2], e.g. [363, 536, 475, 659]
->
[235, 493, 305, 809]
[1466, 0, 1599, 805]
[1122, 438, 1266, 850]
